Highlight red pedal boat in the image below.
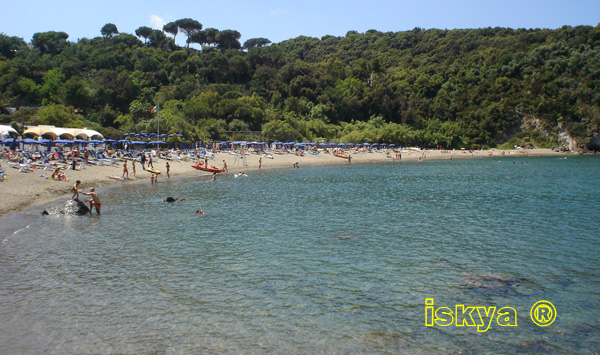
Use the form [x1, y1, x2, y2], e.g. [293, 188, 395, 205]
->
[192, 164, 226, 173]
[333, 152, 351, 159]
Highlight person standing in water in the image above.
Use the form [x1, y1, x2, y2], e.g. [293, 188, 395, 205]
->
[166, 161, 170, 178]
[81, 187, 101, 215]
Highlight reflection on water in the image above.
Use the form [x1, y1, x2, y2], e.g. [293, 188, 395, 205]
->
[0, 157, 599, 353]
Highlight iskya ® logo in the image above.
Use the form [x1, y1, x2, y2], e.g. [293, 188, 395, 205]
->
[530, 300, 557, 326]
[425, 298, 556, 332]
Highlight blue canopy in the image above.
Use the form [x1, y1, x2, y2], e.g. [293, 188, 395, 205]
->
[22, 138, 40, 144]
[363, 143, 370, 146]
[149, 140, 167, 144]
[338, 143, 345, 146]
[55, 139, 73, 144]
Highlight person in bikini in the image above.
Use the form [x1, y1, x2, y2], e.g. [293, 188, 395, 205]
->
[81, 187, 101, 215]
[72, 180, 81, 200]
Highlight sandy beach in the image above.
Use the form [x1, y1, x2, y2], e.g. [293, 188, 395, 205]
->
[0, 148, 567, 216]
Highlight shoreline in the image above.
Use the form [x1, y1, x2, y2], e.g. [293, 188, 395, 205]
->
[0, 148, 570, 216]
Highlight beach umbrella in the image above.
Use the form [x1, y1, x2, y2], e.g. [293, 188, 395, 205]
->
[389, 144, 396, 147]
[338, 143, 345, 146]
[363, 143, 370, 146]
[22, 138, 40, 144]
[54, 139, 73, 144]
[219, 142, 229, 146]
[8, 137, 18, 151]
[149, 140, 166, 145]
[319, 143, 327, 146]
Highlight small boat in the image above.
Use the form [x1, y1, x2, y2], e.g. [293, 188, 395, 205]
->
[333, 152, 351, 159]
[192, 164, 225, 173]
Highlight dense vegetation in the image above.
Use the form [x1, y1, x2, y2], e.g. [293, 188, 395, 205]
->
[1, 21, 599, 149]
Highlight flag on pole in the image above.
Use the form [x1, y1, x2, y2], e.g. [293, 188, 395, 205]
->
[151, 106, 157, 114]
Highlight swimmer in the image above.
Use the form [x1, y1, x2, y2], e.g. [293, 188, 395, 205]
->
[164, 197, 186, 202]
[195, 209, 205, 214]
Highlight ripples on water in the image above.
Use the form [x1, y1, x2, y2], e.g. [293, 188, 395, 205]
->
[1, 157, 599, 353]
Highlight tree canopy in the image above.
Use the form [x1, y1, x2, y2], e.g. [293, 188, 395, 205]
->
[0, 21, 599, 149]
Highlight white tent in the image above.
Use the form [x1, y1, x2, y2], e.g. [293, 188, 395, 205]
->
[23, 125, 104, 140]
[0, 125, 18, 137]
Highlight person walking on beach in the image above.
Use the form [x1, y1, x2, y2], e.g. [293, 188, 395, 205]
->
[122, 161, 129, 179]
[166, 161, 171, 178]
[223, 160, 228, 172]
[148, 154, 154, 169]
[131, 159, 136, 176]
[140, 153, 146, 170]
[72, 180, 81, 200]
[259, 157, 262, 169]
[81, 187, 101, 215]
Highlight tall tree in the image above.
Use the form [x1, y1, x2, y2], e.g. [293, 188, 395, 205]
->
[243, 38, 271, 50]
[203, 28, 219, 47]
[0, 34, 27, 59]
[135, 26, 153, 44]
[217, 30, 241, 50]
[31, 31, 69, 54]
[174, 18, 202, 49]
[163, 22, 178, 41]
[101, 23, 119, 38]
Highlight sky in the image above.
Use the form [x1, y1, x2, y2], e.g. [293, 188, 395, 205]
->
[1, 0, 599, 47]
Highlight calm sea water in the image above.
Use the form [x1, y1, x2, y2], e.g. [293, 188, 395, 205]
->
[1, 157, 599, 354]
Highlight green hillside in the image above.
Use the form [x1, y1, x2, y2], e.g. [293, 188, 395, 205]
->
[1, 22, 599, 149]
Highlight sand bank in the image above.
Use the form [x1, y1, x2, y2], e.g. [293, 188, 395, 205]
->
[0, 148, 566, 216]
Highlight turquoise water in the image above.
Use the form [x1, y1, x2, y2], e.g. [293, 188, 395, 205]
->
[1, 157, 599, 353]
